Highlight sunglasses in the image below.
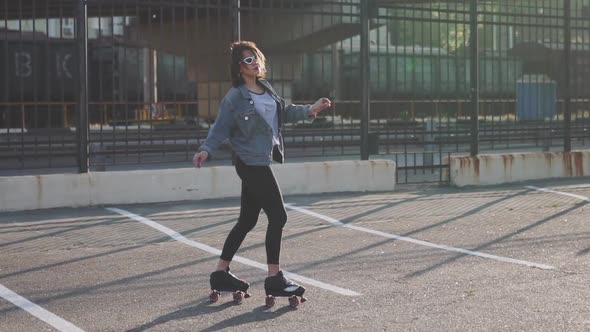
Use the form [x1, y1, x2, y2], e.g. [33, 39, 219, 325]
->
[240, 56, 257, 65]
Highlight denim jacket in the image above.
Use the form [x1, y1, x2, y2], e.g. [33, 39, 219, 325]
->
[198, 79, 313, 166]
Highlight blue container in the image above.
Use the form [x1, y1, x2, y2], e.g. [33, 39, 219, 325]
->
[516, 75, 557, 121]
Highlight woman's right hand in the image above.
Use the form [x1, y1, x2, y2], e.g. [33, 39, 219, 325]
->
[193, 151, 209, 168]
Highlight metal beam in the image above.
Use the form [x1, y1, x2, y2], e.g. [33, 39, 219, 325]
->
[360, 0, 371, 160]
[564, 0, 572, 152]
[232, 0, 241, 41]
[469, 0, 479, 157]
[77, 0, 89, 173]
[375, 0, 470, 7]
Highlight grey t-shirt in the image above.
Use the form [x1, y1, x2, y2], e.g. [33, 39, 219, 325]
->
[249, 90, 280, 146]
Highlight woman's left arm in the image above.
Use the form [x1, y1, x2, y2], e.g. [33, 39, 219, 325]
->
[284, 97, 332, 123]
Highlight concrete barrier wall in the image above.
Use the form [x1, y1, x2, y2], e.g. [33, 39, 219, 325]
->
[0, 160, 396, 212]
[447, 151, 590, 187]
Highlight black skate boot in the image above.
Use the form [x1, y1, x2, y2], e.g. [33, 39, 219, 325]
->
[264, 271, 307, 308]
[209, 267, 251, 304]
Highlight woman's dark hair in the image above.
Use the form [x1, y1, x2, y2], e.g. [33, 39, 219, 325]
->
[229, 41, 267, 87]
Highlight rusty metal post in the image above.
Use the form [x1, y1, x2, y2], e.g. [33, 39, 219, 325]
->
[77, 0, 89, 173]
[360, 0, 370, 160]
[232, 0, 241, 41]
[564, 0, 572, 152]
[469, 0, 480, 157]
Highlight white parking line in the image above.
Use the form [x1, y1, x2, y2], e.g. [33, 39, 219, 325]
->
[106, 207, 361, 296]
[285, 204, 555, 270]
[526, 186, 590, 203]
[0, 284, 84, 332]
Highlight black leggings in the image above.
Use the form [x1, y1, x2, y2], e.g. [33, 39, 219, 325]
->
[220, 158, 287, 265]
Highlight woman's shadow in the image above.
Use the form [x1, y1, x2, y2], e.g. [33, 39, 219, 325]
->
[126, 296, 295, 332]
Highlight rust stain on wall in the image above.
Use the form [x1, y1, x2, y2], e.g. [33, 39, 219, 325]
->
[458, 156, 479, 177]
[458, 157, 469, 169]
[562, 152, 573, 177]
[560, 152, 585, 177]
[501, 155, 514, 173]
[544, 152, 554, 167]
[573, 151, 584, 176]
[35, 175, 43, 204]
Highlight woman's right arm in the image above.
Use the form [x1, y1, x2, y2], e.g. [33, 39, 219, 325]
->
[194, 97, 234, 167]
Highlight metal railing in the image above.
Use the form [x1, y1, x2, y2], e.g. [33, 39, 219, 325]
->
[1, 0, 589, 184]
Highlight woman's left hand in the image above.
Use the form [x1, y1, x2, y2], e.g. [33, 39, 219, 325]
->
[309, 97, 332, 117]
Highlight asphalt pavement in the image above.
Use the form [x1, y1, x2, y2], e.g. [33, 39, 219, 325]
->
[1, 177, 589, 331]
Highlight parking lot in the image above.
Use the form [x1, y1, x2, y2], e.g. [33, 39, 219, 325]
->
[1, 177, 589, 331]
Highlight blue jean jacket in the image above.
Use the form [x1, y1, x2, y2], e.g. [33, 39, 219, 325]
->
[198, 79, 313, 166]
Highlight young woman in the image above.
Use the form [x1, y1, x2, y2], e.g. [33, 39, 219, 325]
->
[193, 41, 331, 306]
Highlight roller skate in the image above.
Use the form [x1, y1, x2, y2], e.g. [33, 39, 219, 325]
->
[264, 271, 307, 308]
[208, 267, 251, 304]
